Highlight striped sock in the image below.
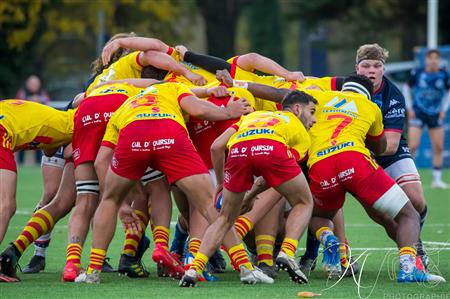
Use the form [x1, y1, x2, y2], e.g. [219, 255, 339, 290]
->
[13, 209, 54, 255]
[190, 252, 209, 274]
[340, 244, 349, 267]
[153, 226, 170, 250]
[281, 237, 298, 257]
[188, 238, 202, 256]
[87, 248, 106, 274]
[122, 210, 149, 256]
[315, 226, 334, 245]
[234, 216, 253, 239]
[228, 243, 253, 270]
[256, 235, 275, 266]
[399, 246, 417, 274]
[66, 243, 82, 268]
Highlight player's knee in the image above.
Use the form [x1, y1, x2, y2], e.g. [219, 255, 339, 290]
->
[432, 142, 443, 153]
[1, 199, 16, 218]
[396, 201, 420, 223]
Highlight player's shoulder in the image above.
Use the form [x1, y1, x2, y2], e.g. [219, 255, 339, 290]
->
[382, 77, 404, 101]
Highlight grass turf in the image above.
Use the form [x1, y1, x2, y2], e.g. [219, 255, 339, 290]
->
[0, 166, 449, 298]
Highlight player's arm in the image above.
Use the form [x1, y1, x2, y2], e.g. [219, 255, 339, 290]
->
[379, 87, 407, 155]
[216, 69, 289, 103]
[440, 71, 450, 119]
[235, 52, 305, 82]
[210, 126, 236, 185]
[190, 86, 229, 98]
[179, 94, 252, 121]
[180, 47, 232, 73]
[366, 108, 388, 155]
[92, 79, 161, 89]
[366, 134, 387, 156]
[102, 37, 170, 66]
[141, 51, 207, 86]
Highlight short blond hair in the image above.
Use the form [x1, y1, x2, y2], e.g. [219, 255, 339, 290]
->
[356, 43, 389, 64]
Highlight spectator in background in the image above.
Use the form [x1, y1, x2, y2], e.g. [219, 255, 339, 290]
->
[15, 75, 51, 164]
[404, 49, 450, 189]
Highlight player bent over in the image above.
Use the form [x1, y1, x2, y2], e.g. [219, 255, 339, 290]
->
[74, 82, 254, 283]
[306, 75, 445, 283]
[180, 90, 317, 287]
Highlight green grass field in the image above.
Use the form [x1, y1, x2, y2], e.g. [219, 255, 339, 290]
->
[1, 166, 449, 298]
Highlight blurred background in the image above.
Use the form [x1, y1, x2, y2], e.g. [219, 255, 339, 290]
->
[1, 0, 449, 167]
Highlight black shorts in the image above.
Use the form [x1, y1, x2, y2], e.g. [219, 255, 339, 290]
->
[409, 110, 442, 129]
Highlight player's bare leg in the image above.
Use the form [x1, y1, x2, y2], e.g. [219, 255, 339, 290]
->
[273, 174, 312, 283]
[407, 126, 422, 158]
[429, 127, 447, 188]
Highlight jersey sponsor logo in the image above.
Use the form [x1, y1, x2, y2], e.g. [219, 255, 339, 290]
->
[338, 167, 355, 180]
[251, 145, 273, 152]
[385, 108, 405, 119]
[324, 96, 359, 113]
[236, 128, 274, 139]
[316, 141, 355, 157]
[135, 112, 176, 119]
[153, 139, 175, 146]
[389, 99, 399, 107]
[182, 61, 200, 70]
[230, 145, 248, 158]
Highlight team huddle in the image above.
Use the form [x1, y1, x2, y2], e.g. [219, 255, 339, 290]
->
[0, 34, 446, 286]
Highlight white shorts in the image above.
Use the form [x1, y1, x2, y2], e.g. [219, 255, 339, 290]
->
[384, 158, 421, 187]
[41, 155, 65, 169]
[209, 168, 217, 187]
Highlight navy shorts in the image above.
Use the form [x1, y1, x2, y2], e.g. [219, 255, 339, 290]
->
[409, 110, 442, 129]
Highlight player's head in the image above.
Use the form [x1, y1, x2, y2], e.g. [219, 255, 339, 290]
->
[141, 65, 168, 80]
[342, 74, 374, 100]
[355, 43, 388, 90]
[425, 49, 441, 72]
[282, 90, 317, 130]
[91, 32, 137, 76]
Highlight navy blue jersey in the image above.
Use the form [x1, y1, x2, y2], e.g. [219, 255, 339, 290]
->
[408, 68, 450, 115]
[372, 77, 411, 168]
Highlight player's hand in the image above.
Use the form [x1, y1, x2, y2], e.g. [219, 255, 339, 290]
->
[240, 192, 257, 214]
[119, 204, 141, 235]
[225, 94, 252, 118]
[102, 40, 121, 66]
[439, 111, 446, 120]
[175, 45, 188, 61]
[407, 109, 415, 120]
[186, 72, 207, 86]
[216, 69, 234, 87]
[207, 86, 229, 97]
[284, 71, 305, 82]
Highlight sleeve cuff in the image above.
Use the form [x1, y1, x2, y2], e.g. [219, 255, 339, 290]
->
[367, 129, 385, 140]
[178, 92, 194, 104]
[136, 52, 144, 68]
[101, 140, 116, 149]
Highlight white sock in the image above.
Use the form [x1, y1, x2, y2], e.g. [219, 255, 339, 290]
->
[399, 254, 415, 273]
[34, 232, 51, 257]
[432, 167, 442, 183]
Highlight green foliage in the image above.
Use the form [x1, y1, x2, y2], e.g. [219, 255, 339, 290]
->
[0, 0, 195, 99]
[247, 0, 284, 65]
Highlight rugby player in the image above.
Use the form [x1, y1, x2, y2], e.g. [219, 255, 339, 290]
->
[180, 90, 317, 287]
[404, 49, 450, 189]
[0, 100, 76, 282]
[73, 81, 262, 284]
